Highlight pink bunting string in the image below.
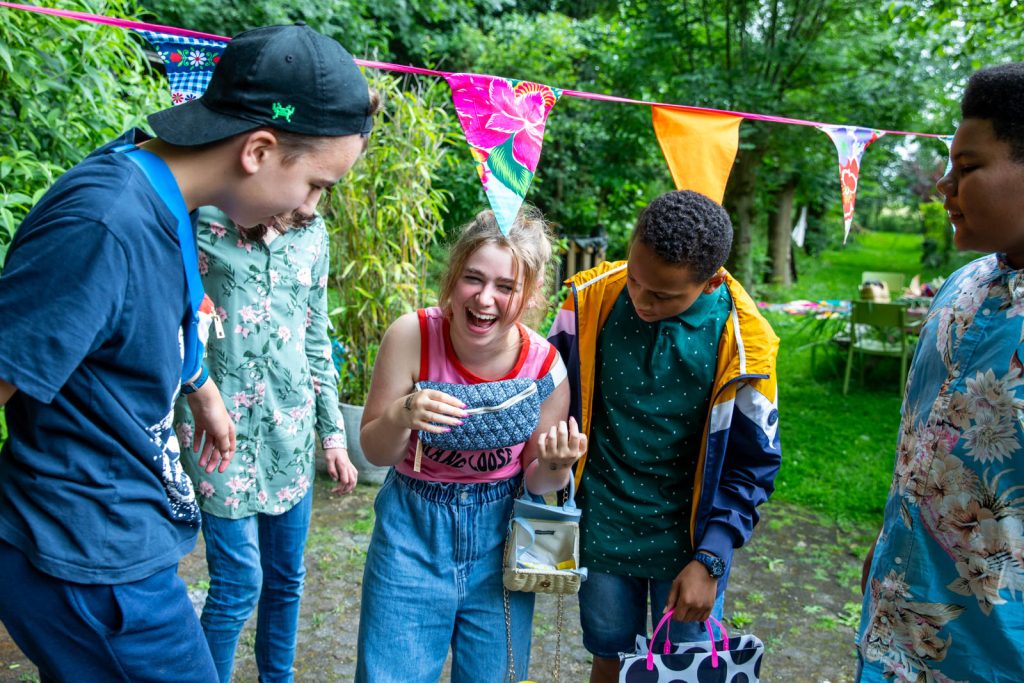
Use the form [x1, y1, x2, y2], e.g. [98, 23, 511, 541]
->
[1, 2, 950, 140]
[3, 1, 959, 239]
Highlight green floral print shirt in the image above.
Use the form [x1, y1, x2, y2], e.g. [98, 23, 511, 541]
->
[174, 208, 345, 518]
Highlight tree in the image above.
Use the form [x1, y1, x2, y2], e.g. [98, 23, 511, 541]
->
[141, 0, 516, 66]
[599, 1, 954, 284]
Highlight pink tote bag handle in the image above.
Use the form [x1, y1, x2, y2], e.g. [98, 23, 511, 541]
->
[645, 612, 729, 671]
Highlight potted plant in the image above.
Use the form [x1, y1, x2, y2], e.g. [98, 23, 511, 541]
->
[321, 73, 455, 482]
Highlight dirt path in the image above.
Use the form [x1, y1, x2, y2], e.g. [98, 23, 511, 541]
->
[0, 476, 875, 682]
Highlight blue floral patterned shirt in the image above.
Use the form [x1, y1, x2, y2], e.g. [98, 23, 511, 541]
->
[857, 253, 1024, 682]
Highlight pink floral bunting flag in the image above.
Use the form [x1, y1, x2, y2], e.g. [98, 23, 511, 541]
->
[818, 125, 885, 242]
[445, 73, 561, 235]
[136, 29, 227, 105]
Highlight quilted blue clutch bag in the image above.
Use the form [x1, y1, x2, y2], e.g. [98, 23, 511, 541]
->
[415, 362, 565, 452]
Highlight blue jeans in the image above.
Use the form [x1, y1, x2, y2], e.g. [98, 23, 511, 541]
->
[356, 470, 534, 683]
[0, 539, 217, 682]
[578, 570, 726, 658]
[200, 489, 313, 683]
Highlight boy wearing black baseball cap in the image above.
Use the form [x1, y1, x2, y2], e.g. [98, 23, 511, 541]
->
[0, 23, 375, 681]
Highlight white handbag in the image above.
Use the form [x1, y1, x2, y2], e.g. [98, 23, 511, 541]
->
[502, 477, 588, 594]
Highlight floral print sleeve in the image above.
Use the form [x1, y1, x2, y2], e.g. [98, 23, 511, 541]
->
[856, 254, 1024, 682]
[306, 226, 346, 449]
[173, 209, 343, 518]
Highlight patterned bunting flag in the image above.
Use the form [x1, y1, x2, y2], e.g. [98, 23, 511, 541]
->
[135, 29, 227, 105]
[445, 73, 561, 235]
[651, 106, 742, 204]
[818, 125, 885, 242]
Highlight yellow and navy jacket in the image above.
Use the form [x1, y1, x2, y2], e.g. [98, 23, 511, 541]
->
[548, 261, 781, 577]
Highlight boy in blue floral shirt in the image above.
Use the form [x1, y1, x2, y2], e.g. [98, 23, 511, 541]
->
[857, 62, 1024, 682]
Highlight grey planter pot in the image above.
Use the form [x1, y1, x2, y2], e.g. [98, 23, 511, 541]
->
[340, 402, 390, 485]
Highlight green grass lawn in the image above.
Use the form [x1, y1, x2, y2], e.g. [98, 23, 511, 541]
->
[765, 230, 976, 524]
[765, 229, 976, 302]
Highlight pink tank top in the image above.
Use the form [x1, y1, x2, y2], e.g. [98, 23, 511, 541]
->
[395, 307, 561, 483]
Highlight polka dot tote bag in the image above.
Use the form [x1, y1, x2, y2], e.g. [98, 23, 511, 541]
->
[619, 614, 763, 682]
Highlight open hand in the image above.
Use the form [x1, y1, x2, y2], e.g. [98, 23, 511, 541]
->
[536, 416, 587, 472]
[187, 380, 236, 473]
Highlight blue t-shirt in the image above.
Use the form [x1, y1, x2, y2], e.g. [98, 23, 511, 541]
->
[0, 129, 201, 584]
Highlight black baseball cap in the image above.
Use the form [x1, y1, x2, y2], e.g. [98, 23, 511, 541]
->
[149, 23, 373, 146]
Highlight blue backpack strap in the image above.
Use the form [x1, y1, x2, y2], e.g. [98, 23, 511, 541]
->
[122, 147, 206, 383]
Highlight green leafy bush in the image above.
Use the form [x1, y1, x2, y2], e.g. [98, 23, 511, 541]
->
[871, 206, 922, 234]
[0, 0, 165, 268]
[324, 73, 455, 404]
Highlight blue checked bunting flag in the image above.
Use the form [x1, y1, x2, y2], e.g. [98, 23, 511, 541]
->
[136, 29, 227, 105]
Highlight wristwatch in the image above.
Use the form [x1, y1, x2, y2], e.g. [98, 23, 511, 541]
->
[693, 551, 725, 579]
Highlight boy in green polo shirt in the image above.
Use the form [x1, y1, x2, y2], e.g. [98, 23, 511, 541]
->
[548, 190, 781, 682]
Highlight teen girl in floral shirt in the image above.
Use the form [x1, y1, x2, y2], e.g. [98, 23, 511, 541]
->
[175, 206, 357, 682]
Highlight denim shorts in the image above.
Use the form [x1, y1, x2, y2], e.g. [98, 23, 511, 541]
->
[356, 470, 534, 683]
[578, 570, 725, 659]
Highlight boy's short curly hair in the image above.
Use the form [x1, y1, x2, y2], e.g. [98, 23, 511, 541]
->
[632, 190, 733, 282]
[962, 62, 1024, 163]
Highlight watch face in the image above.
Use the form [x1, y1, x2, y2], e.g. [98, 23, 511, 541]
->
[698, 553, 725, 577]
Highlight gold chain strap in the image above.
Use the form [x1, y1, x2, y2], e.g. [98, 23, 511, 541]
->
[504, 479, 576, 683]
[554, 593, 564, 683]
[503, 477, 524, 683]
[503, 586, 516, 683]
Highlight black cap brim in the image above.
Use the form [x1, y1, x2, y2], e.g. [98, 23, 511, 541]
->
[148, 98, 265, 147]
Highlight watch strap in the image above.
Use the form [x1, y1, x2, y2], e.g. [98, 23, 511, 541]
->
[694, 551, 725, 578]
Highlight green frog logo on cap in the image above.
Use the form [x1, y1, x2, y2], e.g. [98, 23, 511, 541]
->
[272, 102, 296, 123]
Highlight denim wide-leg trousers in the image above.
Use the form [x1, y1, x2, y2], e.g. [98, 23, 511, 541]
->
[356, 470, 534, 683]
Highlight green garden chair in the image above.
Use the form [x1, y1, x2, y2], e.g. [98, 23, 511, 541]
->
[842, 301, 913, 395]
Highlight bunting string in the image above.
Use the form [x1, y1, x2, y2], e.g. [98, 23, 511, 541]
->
[1, 1, 948, 139]
[1, 1, 956, 238]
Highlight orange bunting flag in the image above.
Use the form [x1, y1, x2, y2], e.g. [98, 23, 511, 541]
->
[651, 106, 742, 203]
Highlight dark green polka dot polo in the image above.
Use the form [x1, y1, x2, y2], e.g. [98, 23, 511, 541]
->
[578, 284, 731, 580]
